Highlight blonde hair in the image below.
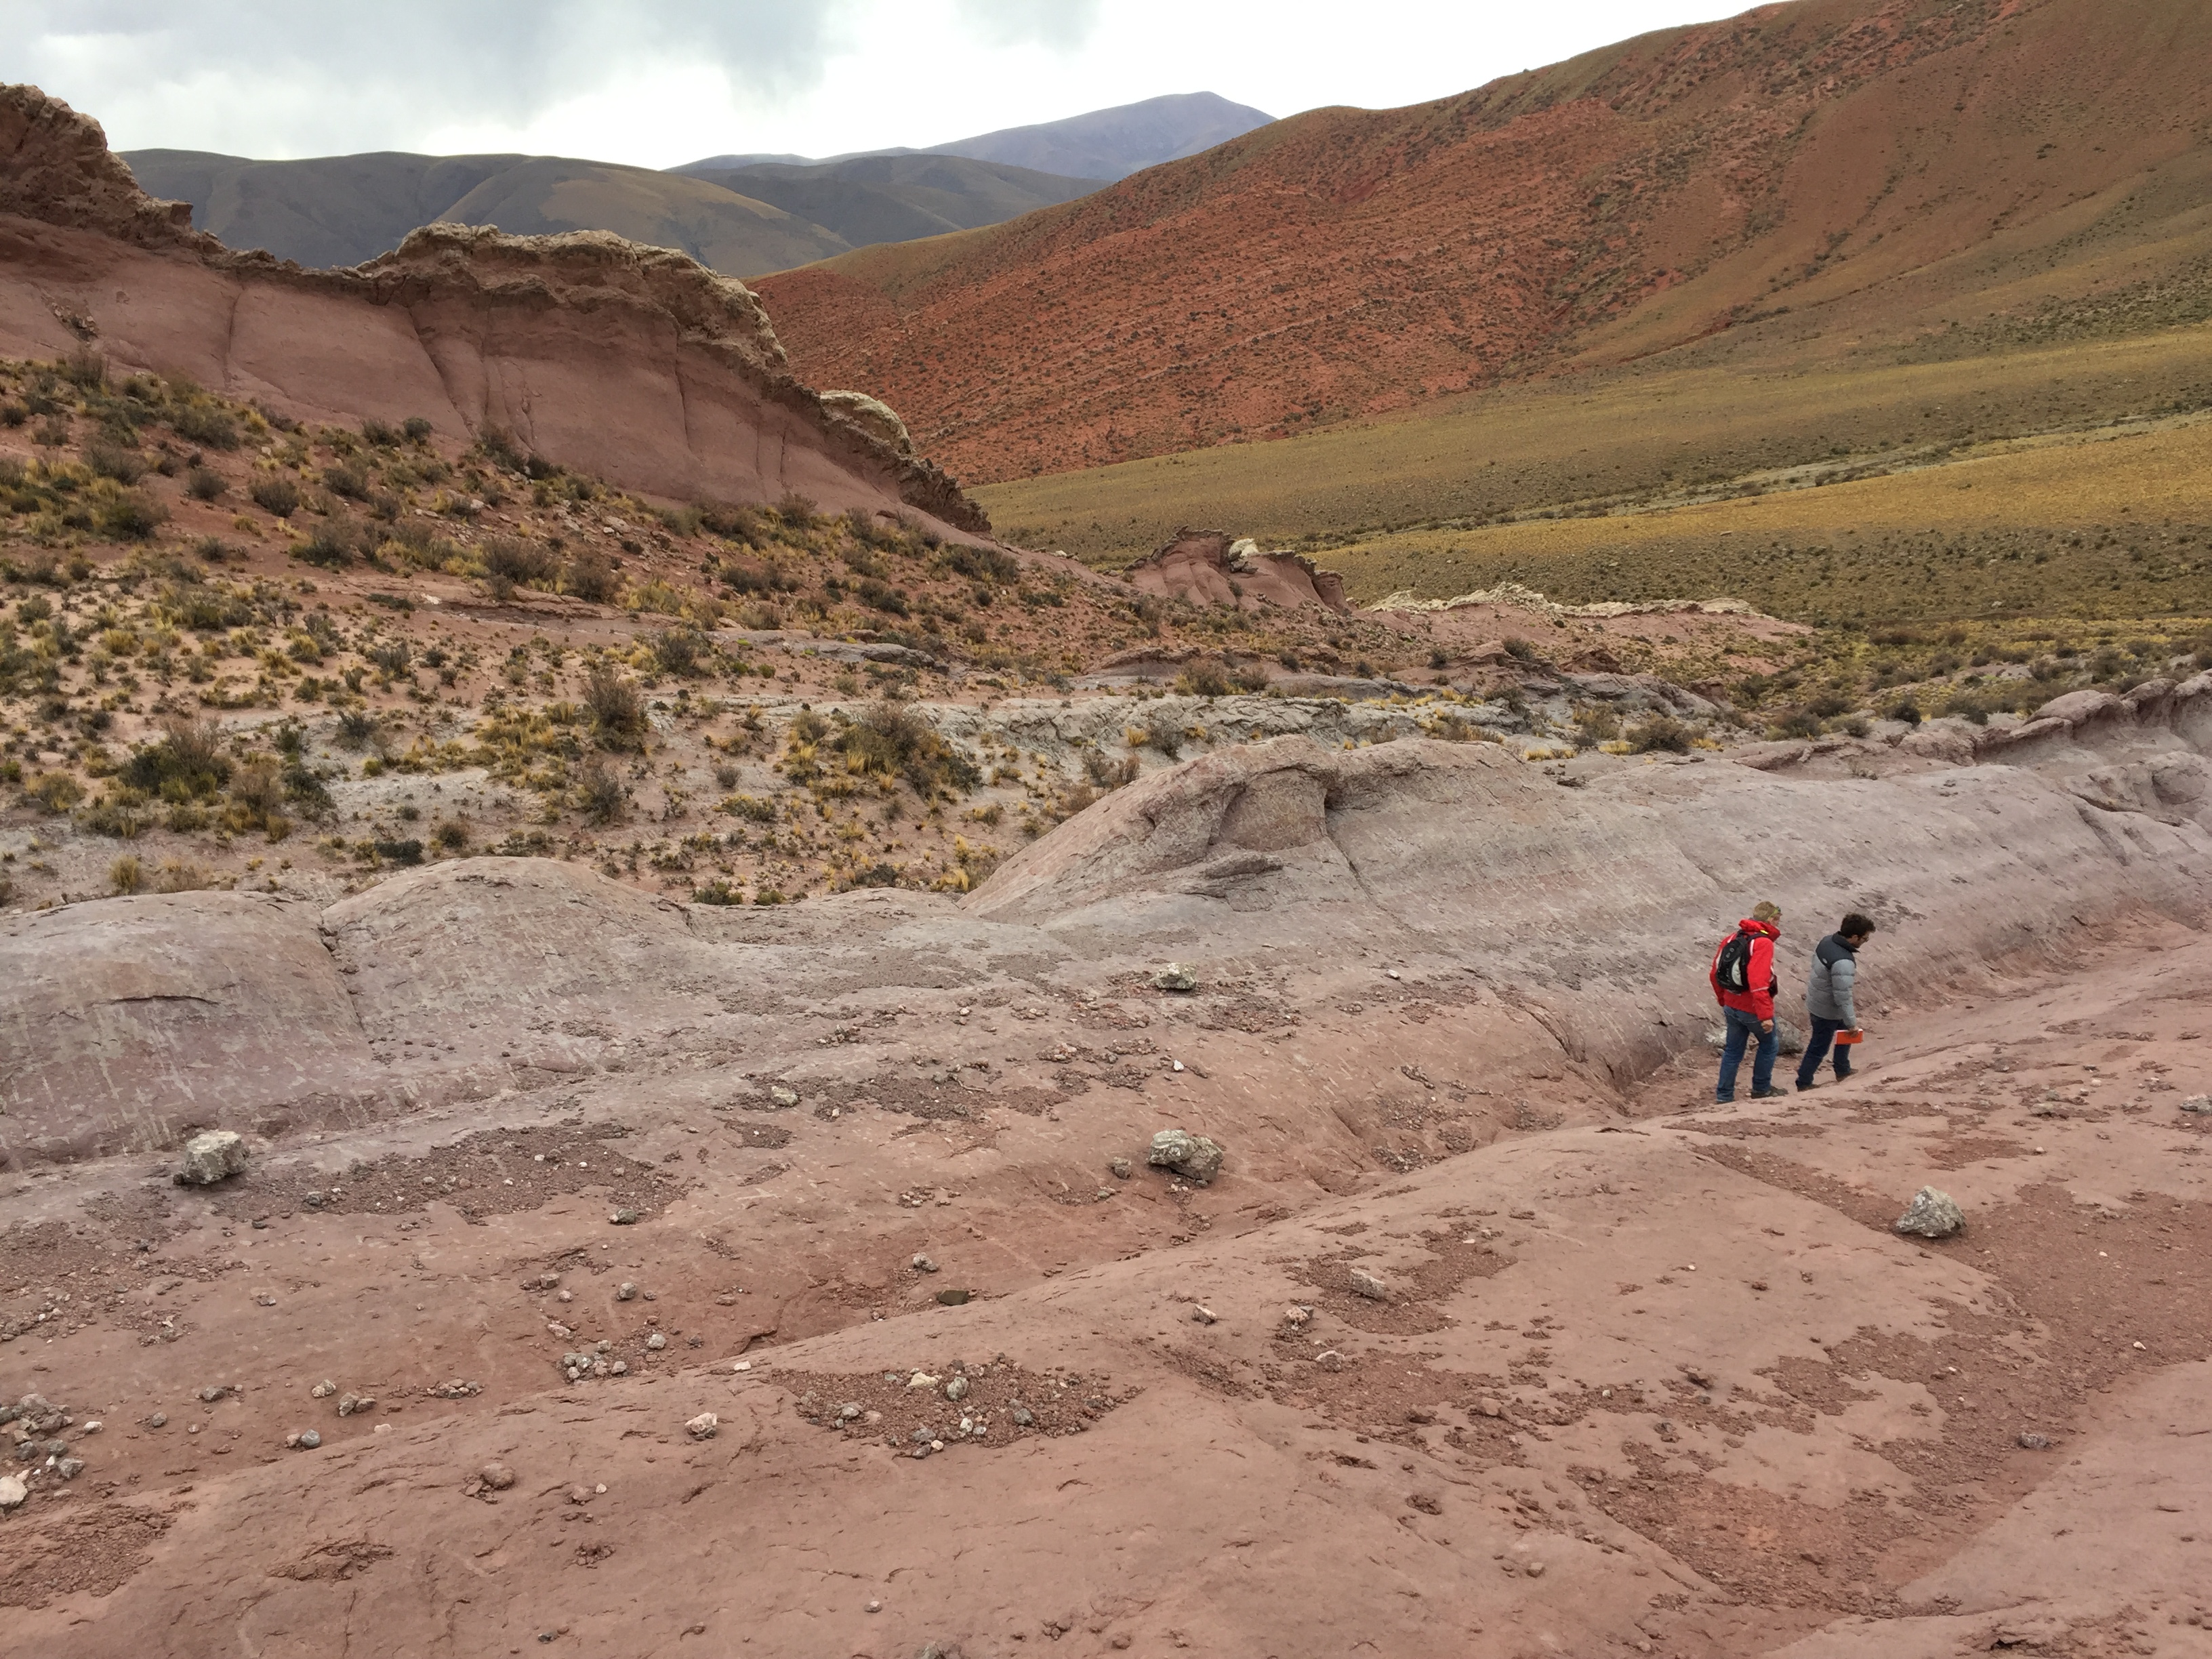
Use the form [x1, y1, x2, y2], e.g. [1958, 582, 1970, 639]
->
[1751, 901, 1782, 923]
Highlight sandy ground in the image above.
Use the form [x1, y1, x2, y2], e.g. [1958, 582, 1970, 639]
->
[3, 910, 2208, 1658]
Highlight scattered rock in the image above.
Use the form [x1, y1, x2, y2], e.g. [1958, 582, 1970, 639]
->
[936, 1288, 972, 1307]
[145, 1412, 167, 1429]
[336, 1393, 375, 1418]
[685, 1413, 718, 1441]
[1191, 1305, 1218, 1324]
[908, 1372, 940, 1391]
[293, 1429, 321, 1450]
[1347, 1268, 1391, 1302]
[1475, 1397, 1503, 1418]
[310, 1380, 335, 1399]
[770, 1086, 800, 1109]
[1893, 1186, 1965, 1239]
[645, 1333, 666, 1351]
[616, 1282, 638, 1301]
[610, 1208, 641, 1226]
[2018, 1432, 2052, 1450]
[1282, 1305, 1312, 1330]
[175, 1129, 248, 1186]
[1153, 963, 1197, 993]
[55, 1456, 83, 1479]
[911, 1254, 939, 1273]
[0, 1474, 27, 1509]
[480, 1461, 516, 1490]
[1010, 1406, 1034, 1427]
[1109, 1157, 1132, 1180]
[1147, 1128, 1224, 1185]
[2182, 1095, 2211, 1114]
[945, 1376, 970, 1401]
[1315, 1350, 1347, 1372]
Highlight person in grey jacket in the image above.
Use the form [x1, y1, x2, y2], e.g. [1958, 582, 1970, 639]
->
[1796, 912, 1876, 1090]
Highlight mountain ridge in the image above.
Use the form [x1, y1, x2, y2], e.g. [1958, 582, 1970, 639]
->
[750, 0, 2212, 484]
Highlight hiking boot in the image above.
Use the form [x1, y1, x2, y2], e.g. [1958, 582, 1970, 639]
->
[1795, 1080, 1818, 1092]
[1750, 1086, 1785, 1099]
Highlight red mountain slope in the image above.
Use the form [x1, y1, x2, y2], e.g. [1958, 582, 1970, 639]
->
[755, 0, 2212, 484]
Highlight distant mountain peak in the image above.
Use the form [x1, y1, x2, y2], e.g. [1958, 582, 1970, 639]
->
[676, 91, 1275, 184]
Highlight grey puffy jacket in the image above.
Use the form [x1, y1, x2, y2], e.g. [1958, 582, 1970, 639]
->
[1805, 934, 1859, 1026]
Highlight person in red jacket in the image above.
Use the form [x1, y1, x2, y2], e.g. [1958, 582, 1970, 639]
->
[1711, 901, 1784, 1103]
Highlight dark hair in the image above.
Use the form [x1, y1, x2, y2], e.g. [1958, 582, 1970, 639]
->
[1839, 912, 1877, 939]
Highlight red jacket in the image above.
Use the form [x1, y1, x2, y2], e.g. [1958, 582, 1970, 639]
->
[1711, 919, 1780, 1021]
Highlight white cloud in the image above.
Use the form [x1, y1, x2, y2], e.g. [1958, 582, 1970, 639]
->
[5, 0, 1738, 166]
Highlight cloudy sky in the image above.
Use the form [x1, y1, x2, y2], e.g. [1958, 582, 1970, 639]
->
[11, 1, 1732, 166]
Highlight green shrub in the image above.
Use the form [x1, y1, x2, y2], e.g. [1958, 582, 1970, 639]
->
[1624, 714, 1691, 754]
[482, 535, 558, 586]
[185, 466, 226, 501]
[251, 475, 301, 517]
[562, 548, 621, 603]
[171, 405, 240, 449]
[85, 441, 148, 483]
[100, 489, 168, 539]
[583, 665, 647, 747]
[577, 754, 626, 822]
[402, 415, 432, 443]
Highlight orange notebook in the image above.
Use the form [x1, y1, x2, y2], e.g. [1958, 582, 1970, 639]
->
[1835, 1029, 1865, 1045]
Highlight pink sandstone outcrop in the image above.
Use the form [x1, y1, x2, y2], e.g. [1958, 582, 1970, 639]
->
[0, 84, 986, 533]
[1123, 528, 1351, 614]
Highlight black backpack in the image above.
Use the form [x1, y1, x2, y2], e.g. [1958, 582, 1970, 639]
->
[1713, 929, 1756, 993]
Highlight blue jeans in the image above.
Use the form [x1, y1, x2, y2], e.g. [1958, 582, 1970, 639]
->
[1797, 1016, 1854, 1088]
[1717, 1006, 1776, 1101]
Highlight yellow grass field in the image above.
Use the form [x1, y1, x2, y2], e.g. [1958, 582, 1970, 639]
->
[974, 324, 2212, 623]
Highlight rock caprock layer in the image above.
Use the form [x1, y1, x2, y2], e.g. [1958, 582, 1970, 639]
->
[0, 84, 987, 533]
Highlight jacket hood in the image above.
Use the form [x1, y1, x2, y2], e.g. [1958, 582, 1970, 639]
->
[1737, 918, 1780, 938]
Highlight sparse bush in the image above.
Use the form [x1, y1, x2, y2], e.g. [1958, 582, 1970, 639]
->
[122, 717, 230, 798]
[577, 754, 626, 823]
[60, 348, 106, 389]
[1083, 750, 1139, 788]
[26, 774, 85, 814]
[1502, 637, 1536, 661]
[1771, 708, 1822, 739]
[1175, 663, 1233, 699]
[251, 475, 301, 518]
[298, 522, 361, 567]
[100, 490, 168, 539]
[773, 491, 819, 528]
[402, 415, 433, 443]
[692, 878, 743, 905]
[110, 854, 144, 895]
[482, 535, 558, 586]
[832, 701, 981, 797]
[1624, 714, 1691, 754]
[652, 626, 708, 677]
[368, 640, 411, 677]
[1889, 701, 1923, 726]
[335, 709, 379, 749]
[583, 665, 647, 748]
[361, 418, 399, 447]
[171, 405, 240, 449]
[720, 793, 777, 823]
[185, 466, 226, 501]
[562, 548, 621, 603]
[432, 817, 470, 852]
[85, 441, 148, 483]
[323, 462, 370, 499]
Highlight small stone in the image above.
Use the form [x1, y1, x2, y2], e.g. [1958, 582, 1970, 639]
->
[865, 1599, 882, 1613]
[936, 1288, 972, 1307]
[1109, 1158, 1132, 1180]
[1282, 1305, 1311, 1329]
[2182, 1095, 2211, 1115]
[1191, 1305, 1217, 1324]
[480, 1461, 516, 1490]
[912, 1254, 939, 1273]
[609, 1361, 628, 1376]
[1010, 1406, 1034, 1427]
[0, 1473, 27, 1509]
[1894, 1187, 1965, 1239]
[646, 1333, 666, 1351]
[685, 1413, 718, 1441]
[908, 1372, 940, 1391]
[616, 1282, 638, 1301]
[2018, 1432, 2051, 1450]
[945, 1376, 970, 1401]
[610, 1208, 640, 1226]
[1153, 962, 1197, 993]
[145, 1413, 167, 1429]
[1315, 1349, 1347, 1372]
[198, 1385, 228, 1404]
[174, 1129, 248, 1186]
[337, 1393, 375, 1418]
[295, 1429, 321, 1450]
[302, 1190, 325, 1208]
[1348, 1268, 1390, 1301]
[55, 1456, 83, 1479]
[1524, 1561, 1546, 1578]
[1147, 1128, 1224, 1185]
[770, 1086, 800, 1109]
[1475, 1397, 1502, 1418]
